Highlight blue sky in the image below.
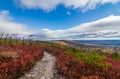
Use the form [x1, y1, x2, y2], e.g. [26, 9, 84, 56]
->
[0, 0, 120, 40]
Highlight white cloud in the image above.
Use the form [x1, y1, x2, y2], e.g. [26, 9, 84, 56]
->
[0, 10, 33, 35]
[38, 15, 120, 40]
[0, 10, 9, 16]
[1, 11, 120, 40]
[18, 0, 60, 12]
[67, 11, 71, 15]
[16, 0, 120, 12]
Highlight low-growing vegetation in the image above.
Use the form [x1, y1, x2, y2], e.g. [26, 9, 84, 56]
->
[0, 32, 120, 79]
[0, 44, 44, 79]
[66, 47, 111, 68]
[0, 33, 44, 79]
[110, 53, 120, 60]
[43, 42, 120, 79]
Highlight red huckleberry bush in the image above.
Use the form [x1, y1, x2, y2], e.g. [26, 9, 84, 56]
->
[0, 44, 44, 79]
[45, 46, 120, 79]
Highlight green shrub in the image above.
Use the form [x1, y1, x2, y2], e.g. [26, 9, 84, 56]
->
[66, 47, 110, 68]
[110, 53, 120, 60]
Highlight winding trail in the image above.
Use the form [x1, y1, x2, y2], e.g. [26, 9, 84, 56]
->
[19, 51, 56, 79]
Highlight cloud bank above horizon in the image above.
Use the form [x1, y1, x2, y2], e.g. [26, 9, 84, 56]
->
[39, 15, 120, 40]
[0, 10, 33, 35]
[1, 10, 120, 40]
[16, 0, 120, 12]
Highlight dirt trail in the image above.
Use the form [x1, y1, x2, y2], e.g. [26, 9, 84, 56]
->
[19, 51, 56, 79]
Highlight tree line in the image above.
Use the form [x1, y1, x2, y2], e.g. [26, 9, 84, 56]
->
[0, 32, 36, 46]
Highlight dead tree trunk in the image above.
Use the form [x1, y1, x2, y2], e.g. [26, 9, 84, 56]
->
[9, 36, 13, 47]
[0, 32, 4, 44]
[4, 34, 9, 42]
[15, 37, 18, 43]
[22, 36, 25, 46]
[28, 35, 33, 45]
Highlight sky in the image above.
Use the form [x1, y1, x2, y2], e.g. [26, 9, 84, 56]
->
[0, 0, 120, 40]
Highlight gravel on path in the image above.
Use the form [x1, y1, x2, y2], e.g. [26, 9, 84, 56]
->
[19, 51, 56, 79]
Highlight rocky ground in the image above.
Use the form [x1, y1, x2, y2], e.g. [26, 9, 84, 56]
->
[19, 51, 57, 79]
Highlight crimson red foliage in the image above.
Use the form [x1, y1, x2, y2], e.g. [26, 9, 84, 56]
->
[45, 47, 120, 79]
[104, 57, 120, 70]
[0, 44, 44, 79]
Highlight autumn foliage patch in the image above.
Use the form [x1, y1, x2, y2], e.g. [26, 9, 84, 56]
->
[0, 44, 44, 79]
[45, 46, 120, 79]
